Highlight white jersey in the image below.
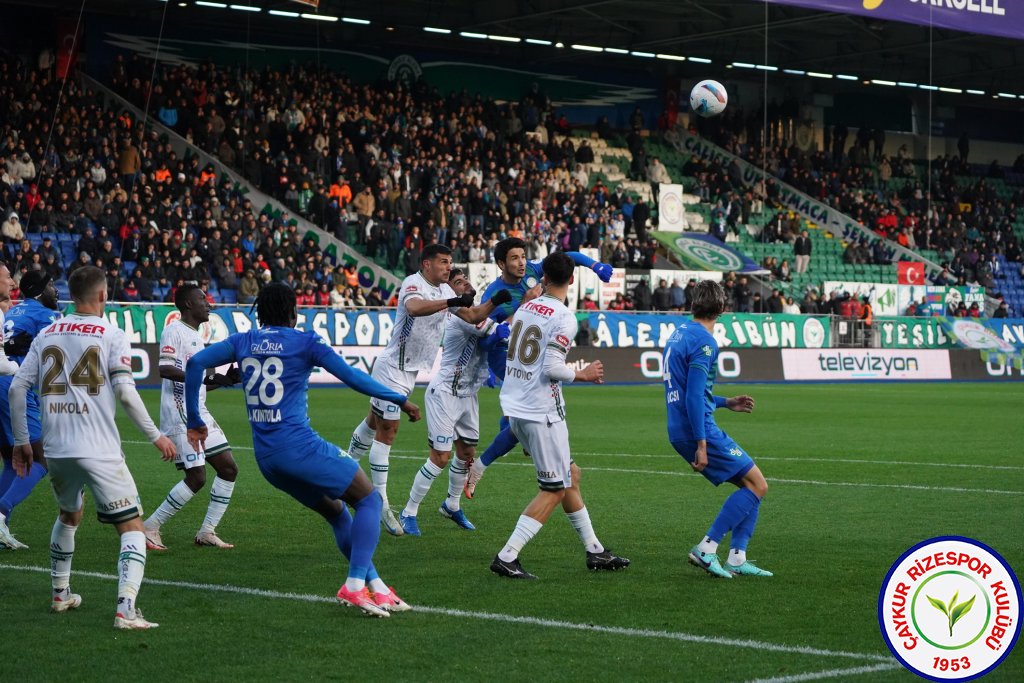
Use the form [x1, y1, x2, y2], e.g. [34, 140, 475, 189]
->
[14, 314, 136, 459]
[159, 321, 211, 435]
[430, 315, 496, 398]
[500, 295, 577, 423]
[380, 272, 456, 372]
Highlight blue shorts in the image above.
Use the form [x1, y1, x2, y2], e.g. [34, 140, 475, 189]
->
[0, 377, 43, 447]
[671, 430, 755, 487]
[255, 438, 359, 509]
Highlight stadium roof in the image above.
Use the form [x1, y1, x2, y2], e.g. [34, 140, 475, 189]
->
[21, 0, 1024, 100]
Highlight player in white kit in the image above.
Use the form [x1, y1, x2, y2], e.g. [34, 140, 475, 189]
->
[490, 253, 629, 579]
[9, 266, 176, 628]
[397, 268, 510, 536]
[348, 244, 511, 535]
[144, 284, 241, 551]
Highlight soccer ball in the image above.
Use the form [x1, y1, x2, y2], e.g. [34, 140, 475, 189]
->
[689, 80, 728, 118]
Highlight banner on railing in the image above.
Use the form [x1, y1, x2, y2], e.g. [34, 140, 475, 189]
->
[765, 0, 1018, 42]
[652, 231, 768, 274]
[587, 312, 830, 349]
[876, 317, 952, 349]
[669, 130, 944, 281]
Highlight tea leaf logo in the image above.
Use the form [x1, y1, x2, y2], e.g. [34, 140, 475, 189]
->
[927, 590, 977, 637]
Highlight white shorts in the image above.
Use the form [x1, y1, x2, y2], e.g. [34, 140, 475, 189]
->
[171, 426, 230, 470]
[370, 360, 417, 421]
[48, 457, 143, 524]
[425, 386, 480, 452]
[509, 417, 572, 491]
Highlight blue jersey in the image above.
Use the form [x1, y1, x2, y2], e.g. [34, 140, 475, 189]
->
[481, 260, 545, 324]
[185, 326, 407, 460]
[4, 299, 61, 365]
[663, 321, 723, 442]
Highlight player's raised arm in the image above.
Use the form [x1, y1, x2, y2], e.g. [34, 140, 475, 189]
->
[105, 332, 176, 461]
[310, 337, 421, 422]
[563, 251, 613, 283]
[454, 288, 512, 324]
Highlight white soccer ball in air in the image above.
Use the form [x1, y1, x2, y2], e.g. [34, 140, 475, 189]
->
[690, 80, 728, 118]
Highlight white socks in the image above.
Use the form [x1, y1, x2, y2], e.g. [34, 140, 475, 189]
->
[368, 440, 392, 502]
[344, 576, 365, 592]
[566, 506, 604, 554]
[728, 548, 747, 566]
[200, 477, 235, 535]
[446, 458, 470, 511]
[349, 419, 376, 461]
[498, 515, 543, 562]
[368, 578, 389, 595]
[403, 459, 442, 517]
[117, 531, 147, 615]
[146, 481, 194, 529]
[697, 536, 720, 554]
[50, 519, 77, 594]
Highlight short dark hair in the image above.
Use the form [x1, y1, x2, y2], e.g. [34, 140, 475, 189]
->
[174, 283, 203, 310]
[541, 252, 574, 287]
[448, 267, 466, 282]
[421, 244, 451, 262]
[494, 237, 526, 265]
[690, 280, 726, 320]
[256, 282, 297, 327]
[69, 265, 106, 303]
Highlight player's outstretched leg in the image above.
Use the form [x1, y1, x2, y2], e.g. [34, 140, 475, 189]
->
[465, 417, 518, 499]
[50, 514, 82, 613]
[369, 418, 402, 536]
[321, 500, 410, 613]
[492, 483, 565, 580]
[0, 442, 48, 543]
[401, 451, 449, 537]
[439, 450, 474, 530]
[194, 452, 238, 549]
[688, 483, 761, 580]
[349, 415, 376, 461]
[561, 464, 629, 571]
[335, 472, 390, 617]
[725, 467, 772, 577]
[145, 467, 205, 550]
[114, 520, 157, 629]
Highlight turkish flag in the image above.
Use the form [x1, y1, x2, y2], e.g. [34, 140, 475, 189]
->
[897, 262, 925, 285]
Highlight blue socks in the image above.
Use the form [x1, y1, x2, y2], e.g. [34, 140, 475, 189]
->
[0, 458, 15, 504]
[0, 462, 46, 518]
[347, 490, 382, 582]
[328, 505, 380, 582]
[730, 495, 761, 551]
[706, 487, 760, 544]
[481, 416, 519, 467]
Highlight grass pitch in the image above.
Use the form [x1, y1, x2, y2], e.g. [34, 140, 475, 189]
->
[1, 383, 1022, 682]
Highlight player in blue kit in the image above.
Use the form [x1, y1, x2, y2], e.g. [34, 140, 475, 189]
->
[184, 283, 422, 616]
[0, 271, 61, 545]
[463, 237, 612, 497]
[663, 280, 772, 578]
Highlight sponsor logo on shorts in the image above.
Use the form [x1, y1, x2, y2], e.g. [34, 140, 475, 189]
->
[161, 345, 176, 354]
[879, 536, 1021, 681]
[538, 470, 557, 479]
[100, 497, 135, 512]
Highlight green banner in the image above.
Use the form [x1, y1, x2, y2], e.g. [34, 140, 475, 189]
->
[589, 312, 830, 348]
[876, 317, 954, 349]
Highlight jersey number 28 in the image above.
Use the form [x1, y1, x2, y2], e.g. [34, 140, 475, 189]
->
[240, 357, 284, 406]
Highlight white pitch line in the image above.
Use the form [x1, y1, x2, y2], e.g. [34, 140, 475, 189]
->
[744, 662, 903, 683]
[384, 456, 1023, 496]
[119, 442, 1024, 496]
[0, 563, 892, 664]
